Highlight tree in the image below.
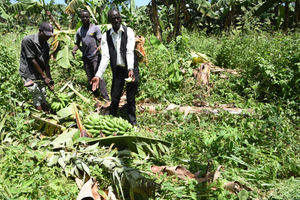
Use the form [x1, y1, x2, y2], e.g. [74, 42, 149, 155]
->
[150, 0, 162, 41]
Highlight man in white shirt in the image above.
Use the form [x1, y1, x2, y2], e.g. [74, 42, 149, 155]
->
[91, 9, 139, 126]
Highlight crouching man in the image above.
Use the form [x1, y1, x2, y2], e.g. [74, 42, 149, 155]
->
[19, 22, 54, 112]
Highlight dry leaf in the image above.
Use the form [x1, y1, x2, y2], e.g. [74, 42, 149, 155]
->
[151, 166, 196, 180]
[224, 181, 252, 194]
[76, 178, 101, 200]
[75, 178, 84, 189]
[213, 165, 223, 182]
[166, 104, 179, 110]
[148, 106, 156, 114]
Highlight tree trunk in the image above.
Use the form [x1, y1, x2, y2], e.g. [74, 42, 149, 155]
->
[272, 4, 279, 28]
[283, 1, 289, 31]
[182, 0, 190, 22]
[46, 10, 61, 30]
[224, 5, 235, 30]
[70, 14, 76, 29]
[295, 0, 300, 27]
[151, 0, 162, 42]
[169, 0, 181, 41]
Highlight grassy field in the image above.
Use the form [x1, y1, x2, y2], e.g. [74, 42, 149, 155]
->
[0, 28, 299, 199]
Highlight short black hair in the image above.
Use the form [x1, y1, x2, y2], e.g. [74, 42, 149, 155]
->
[80, 9, 90, 16]
[108, 8, 120, 19]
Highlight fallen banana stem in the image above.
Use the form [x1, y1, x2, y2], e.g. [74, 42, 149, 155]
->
[68, 84, 90, 103]
[60, 80, 72, 92]
[72, 102, 91, 137]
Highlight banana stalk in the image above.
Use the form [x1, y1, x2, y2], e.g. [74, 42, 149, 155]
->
[72, 102, 91, 137]
[68, 84, 90, 103]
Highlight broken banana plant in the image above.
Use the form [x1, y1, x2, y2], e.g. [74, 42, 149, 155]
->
[72, 102, 91, 137]
[31, 112, 65, 136]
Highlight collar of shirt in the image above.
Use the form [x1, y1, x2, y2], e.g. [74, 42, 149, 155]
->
[33, 33, 40, 45]
[33, 33, 47, 48]
[109, 25, 124, 36]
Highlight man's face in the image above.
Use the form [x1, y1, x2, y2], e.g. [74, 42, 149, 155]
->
[80, 11, 90, 25]
[109, 10, 122, 31]
[39, 31, 52, 42]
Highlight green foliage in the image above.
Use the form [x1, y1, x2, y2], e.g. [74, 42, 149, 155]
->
[0, 44, 29, 111]
[120, 3, 152, 35]
[0, 144, 78, 199]
[0, 29, 299, 200]
[214, 31, 300, 106]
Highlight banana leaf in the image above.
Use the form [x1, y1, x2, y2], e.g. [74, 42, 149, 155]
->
[31, 112, 65, 136]
[74, 135, 171, 154]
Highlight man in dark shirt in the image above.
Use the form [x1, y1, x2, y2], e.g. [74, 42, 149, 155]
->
[72, 10, 109, 101]
[19, 22, 54, 112]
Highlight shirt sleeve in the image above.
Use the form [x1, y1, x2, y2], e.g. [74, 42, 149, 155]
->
[95, 32, 110, 79]
[95, 25, 102, 41]
[22, 38, 35, 59]
[126, 27, 135, 70]
[75, 29, 81, 45]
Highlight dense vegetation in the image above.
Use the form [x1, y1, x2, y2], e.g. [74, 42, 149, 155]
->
[0, 0, 299, 199]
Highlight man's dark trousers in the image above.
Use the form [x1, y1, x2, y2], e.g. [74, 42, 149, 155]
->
[109, 65, 139, 125]
[83, 55, 109, 100]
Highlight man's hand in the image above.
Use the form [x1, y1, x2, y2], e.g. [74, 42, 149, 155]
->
[44, 77, 54, 91]
[72, 50, 76, 58]
[48, 84, 54, 91]
[90, 77, 100, 91]
[128, 69, 135, 82]
[44, 77, 51, 85]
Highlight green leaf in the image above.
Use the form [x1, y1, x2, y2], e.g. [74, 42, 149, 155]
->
[0, 114, 8, 136]
[58, 157, 66, 168]
[238, 190, 249, 200]
[150, 35, 169, 54]
[74, 135, 171, 155]
[56, 45, 71, 69]
[81, 162, 90, 175]
[46, 153, 59, 166]
[57, 104, 74, 119]
[51, 129, 78, 149]
[224, 155, 251, 168]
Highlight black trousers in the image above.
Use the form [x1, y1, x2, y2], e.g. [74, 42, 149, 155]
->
[83, 55, 109, 100]
[109, 66, 139, 125]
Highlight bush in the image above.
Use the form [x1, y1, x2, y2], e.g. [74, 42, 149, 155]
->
[214, 32, 300, 106]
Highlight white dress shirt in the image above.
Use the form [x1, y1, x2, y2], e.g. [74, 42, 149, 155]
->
[95, 25, 135, 79]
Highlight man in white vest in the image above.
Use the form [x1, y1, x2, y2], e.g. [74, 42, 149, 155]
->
[91, 9, 139, 126]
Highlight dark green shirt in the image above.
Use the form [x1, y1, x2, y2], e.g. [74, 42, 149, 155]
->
[19, 34, 50, 80]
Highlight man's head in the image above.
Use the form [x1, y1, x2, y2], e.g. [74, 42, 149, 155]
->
[80, 10, 90, 26]
[39, 22, 53, 41]
[108, 9, 122, 32]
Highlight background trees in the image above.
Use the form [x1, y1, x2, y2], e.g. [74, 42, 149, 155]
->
[3, 0, 299, 38]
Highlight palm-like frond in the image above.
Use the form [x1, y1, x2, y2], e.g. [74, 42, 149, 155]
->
[9, 1, 43, 16]
[0, 7, 11, 21]
[74, 135, 171, 155]
[253, 0, 280, 16]
[84, 5, 98, 24]
[242, 0, 264, 21]
[65, 0, 84, 14]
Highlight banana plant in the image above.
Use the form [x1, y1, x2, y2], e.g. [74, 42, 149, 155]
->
[9, 0, 48, 21]
[9, 0, 63, 29]
[0, 0, 13, 32]
[65, 0, 108, 25]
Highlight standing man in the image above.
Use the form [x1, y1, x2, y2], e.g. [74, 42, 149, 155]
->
[19, 22, 54, 112]
[72, 9, 109, 101]
[91, 9, 139, 126]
